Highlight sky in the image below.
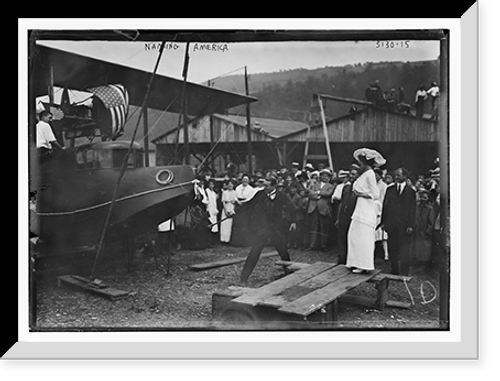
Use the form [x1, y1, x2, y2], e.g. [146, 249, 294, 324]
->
[37, 38, 440, 89]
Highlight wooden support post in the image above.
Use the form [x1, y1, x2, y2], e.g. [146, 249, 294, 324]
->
[244, 66, 253, 174]
[376, 277, 389, 310]
[317, 95, 334, 171]
[126, 238, 134, 273]
[148, 231, 159, 270]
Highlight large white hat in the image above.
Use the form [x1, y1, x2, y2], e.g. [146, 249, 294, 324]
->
[353, 148, 386, 167]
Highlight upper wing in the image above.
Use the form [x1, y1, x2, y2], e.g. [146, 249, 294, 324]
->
[30, 44, 257, 116]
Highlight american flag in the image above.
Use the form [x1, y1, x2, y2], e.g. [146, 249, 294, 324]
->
[49, 106, 65, 120]
[86, 84, 129, 138]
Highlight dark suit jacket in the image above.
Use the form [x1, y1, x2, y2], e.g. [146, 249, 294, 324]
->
[242, 189, 296, 236]
[337, 182, 357, 228]
[307, 181, 335, 216]
[381, 183, 417, 234]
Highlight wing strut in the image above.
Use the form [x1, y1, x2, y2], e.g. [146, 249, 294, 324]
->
[89, 41, 167, 281]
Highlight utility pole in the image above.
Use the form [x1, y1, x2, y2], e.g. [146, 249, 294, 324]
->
[244, 66, 253, 174]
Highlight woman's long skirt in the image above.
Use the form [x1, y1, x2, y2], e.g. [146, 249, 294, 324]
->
[220, 210, 233, 243]
[346, 219, 375, 270]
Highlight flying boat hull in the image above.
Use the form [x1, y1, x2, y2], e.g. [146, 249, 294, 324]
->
[33, 156, 196, 251]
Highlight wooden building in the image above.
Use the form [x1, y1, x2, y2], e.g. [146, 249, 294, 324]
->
[150, 99, 440, 177]
[152, 114, 309, 174]
[278, 104, 440, 176]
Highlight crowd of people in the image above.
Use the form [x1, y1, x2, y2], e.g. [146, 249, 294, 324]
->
[166, 152, 443, 282]
[365, 80, 440, 120]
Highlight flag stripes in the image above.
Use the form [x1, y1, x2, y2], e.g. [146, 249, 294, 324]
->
[86, 84, 129, 138]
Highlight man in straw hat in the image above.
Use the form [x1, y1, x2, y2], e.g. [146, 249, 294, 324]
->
[307, 168, 335, 251]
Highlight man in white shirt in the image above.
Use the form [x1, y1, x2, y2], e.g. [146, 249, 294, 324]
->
[36, 111, 63, 159]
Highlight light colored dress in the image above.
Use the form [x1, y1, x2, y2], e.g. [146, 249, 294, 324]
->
[220, 189, 237, 242]
[205, 188, 219, 233]
[346, 169, 380, 270]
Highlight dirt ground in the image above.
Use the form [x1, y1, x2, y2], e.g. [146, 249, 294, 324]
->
[32, 239, 444, 331]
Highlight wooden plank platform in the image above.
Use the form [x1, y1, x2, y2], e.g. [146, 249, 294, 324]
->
[232, 261, 335, 307]
[258, 265, 351, 309]
[275, 260, 413, 311]
[226, 262, 385, 324]
[277, 269, 381, 317]
[214, 261, 414, 326]
[57, 275, 130, 301]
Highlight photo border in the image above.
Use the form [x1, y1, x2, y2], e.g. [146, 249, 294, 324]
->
[9, 12, 478, 359]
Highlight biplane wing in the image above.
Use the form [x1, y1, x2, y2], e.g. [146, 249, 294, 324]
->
[30, 44, 257, 116]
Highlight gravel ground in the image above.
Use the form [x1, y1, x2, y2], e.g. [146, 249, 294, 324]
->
[32, 240, 444, 331]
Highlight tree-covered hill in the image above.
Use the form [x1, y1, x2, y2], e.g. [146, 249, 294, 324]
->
[213, 60, 440, 121]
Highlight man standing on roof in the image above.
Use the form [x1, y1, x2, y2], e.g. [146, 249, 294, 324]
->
[427, 81, 440, 121]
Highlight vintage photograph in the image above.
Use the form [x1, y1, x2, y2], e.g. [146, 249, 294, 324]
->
[28, 28, 449, 332]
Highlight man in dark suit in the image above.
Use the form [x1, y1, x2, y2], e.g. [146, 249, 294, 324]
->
[335, 168, 360, 264]
[307, 169, 335, 251]
[380, 168, 417, 276]
[240, 177, 296, 283]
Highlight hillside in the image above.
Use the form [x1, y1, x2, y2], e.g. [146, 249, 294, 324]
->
[210, 60, 440, 120]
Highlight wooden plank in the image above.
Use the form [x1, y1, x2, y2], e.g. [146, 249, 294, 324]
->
[275, 260, 310, 274]
[385, 300, 412, 309]
[258, 265, 351, 309]
[278, 269, 381, 317]
[370, 273, 412, 283]
[338, 295, 412, 310]
[57, 275, 130, 301]
[188, 251, 279, 271]
[338, 294, 377, 309]
[232, 261, 336, 307]
[304, 154, 329, 160]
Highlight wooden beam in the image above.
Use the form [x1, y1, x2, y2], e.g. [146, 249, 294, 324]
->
[315, 93, 374, 107]
[57, 275, 130, 301]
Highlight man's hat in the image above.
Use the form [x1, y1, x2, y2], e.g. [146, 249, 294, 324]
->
[338, 170, 350, 178]
[291, 161, 300, 168]
[305, 163, 314, 170]
[320, 168, 332, 177]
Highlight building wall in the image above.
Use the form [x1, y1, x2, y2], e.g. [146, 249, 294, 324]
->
[286, 107, 440, 143]
[153, 115, 274, 145]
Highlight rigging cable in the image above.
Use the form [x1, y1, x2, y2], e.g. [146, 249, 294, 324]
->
[90, 41, 167, 281]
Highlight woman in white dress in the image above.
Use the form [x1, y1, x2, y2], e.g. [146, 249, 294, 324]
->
[205, 179, 219, 235]
[220, 180, 237, 243]
[231, 175, 256, 246]
[346, 148, 386, 273]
